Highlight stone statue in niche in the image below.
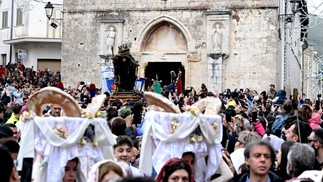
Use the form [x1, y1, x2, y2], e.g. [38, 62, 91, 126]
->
[213, 23, 223, 53]
[106, 27, 116, 54]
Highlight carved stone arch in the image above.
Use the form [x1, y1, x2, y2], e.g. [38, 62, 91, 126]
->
[135, 15, 193, 53]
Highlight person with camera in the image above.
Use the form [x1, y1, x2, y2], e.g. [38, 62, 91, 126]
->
[271, 100, 293, 137]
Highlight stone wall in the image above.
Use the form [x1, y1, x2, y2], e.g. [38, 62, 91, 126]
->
[62, 0, 282, 92]
[225, 8, 279, 90]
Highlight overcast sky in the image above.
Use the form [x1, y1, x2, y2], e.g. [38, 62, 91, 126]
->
[307, 0, 323, 15]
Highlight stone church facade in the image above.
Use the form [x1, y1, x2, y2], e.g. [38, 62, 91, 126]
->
[62, 0, 283, 93]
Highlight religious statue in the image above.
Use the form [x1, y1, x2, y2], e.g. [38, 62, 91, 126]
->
[112, 44, 139, 93]
[213, 24, 222, 53]
[106, 27, 116, 54]
[170, 70, 176, 85]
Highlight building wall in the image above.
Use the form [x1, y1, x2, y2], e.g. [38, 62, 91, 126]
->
[225, 8, 279, 90]
[0, 0, 62, 67]
[16, 42, 61, 69]
[62, 0, 290, 92]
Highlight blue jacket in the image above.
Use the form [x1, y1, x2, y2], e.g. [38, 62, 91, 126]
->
[275, 90, 286, 105]
[272, 114, 288, 134]
[1, 85, 23, 104]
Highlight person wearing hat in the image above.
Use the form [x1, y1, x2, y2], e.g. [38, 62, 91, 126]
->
[308, 128, 323, 170]
[120, 108, 132, 119]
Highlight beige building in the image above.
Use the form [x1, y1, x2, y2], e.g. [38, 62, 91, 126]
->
[62, 0, 307, 94]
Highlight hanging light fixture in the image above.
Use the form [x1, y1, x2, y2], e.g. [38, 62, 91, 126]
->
[290, 0, 301, 13]
[44, 2, 54, 20]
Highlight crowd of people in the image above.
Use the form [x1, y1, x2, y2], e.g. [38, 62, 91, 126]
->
[0, 62, 323, 182]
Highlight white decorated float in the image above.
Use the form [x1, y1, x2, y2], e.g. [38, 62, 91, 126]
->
[17, 87, 116, 182]
[139, 92, 223, 182]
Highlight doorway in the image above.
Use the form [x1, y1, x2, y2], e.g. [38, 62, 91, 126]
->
[37, 59, 61, 73]
[144, 62, 185, 90]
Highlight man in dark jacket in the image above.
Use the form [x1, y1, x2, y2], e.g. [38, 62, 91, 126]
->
[237, 140, 283, 182]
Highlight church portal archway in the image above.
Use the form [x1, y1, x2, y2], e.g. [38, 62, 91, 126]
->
[135, 15, 193, 88]
[140, 22, 188, 53]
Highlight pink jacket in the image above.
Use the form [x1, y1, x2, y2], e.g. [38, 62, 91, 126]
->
[254, 122, 266, 136]
[308, 113, 321, 129]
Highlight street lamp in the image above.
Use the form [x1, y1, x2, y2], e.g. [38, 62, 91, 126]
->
[289, 0, 301, 13]
[44, 2, 63, 28]
[45, 2, 54, 20]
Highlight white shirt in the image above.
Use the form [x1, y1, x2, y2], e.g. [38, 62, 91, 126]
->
[130, 166, 144, 177]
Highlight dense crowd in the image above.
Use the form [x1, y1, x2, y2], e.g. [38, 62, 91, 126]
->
[0, 62, 323, 182]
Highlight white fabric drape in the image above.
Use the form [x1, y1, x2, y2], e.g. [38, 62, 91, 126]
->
[139, 111, 223, 182]
[17, 116, 116, 182]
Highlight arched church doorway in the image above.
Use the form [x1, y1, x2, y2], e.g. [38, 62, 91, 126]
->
[145, 62, 185, 90]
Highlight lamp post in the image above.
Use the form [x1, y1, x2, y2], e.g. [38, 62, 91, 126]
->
[45, 2, 54, 20]
[289, 0, 301, 13]
[44, 2, 63, 29]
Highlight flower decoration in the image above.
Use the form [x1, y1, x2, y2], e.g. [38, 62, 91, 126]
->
[189, 126, 204, 143]
[197, 135, 204, 142]
[21, 111, 35, 123]
[80, 138, 87, 146]
[92, 140, 98, 147]
[184, 105, 200, 116]
[170, 119, 180, 134]
[53, 124, 69, 139]
[95, 111, 107, 119]
[81, 109, 94, 119]
[80, 137, 99, 148]
[81, 109, 106, 119]
[190, 135, 197, 143]
[212, 122, 219, 133]
[80, 124, 98, 147]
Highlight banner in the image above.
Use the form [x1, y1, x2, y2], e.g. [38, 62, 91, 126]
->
[154, 80, 162, 94]
[106, 79, 115, 94]
[135, 77, 146, 91]
[101, 66, 114, 93]
[176, 71, 183, 95]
